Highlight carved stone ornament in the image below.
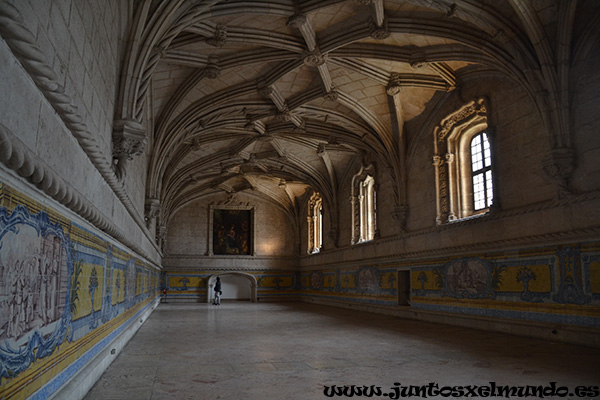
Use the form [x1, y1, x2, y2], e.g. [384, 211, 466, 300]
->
[145, 198, 161, 227]
[542, 147, 575, 194]
[323, 89, 339, 101]
[190, 137, 202, 151]
[205, 56, 221, 79]
[391, 205, 409, 226]
[112, 119, 146, 160]
[206, 23, 227, 48]
[317, 144, 327, 157]
[369, 18, 390, 40]
[411, 61, 427, 69]
[157, 224, 167, 252]
[154, 45, 168, 58]
[287, 13, 307, 28]
[447, 3, 458, 17]
[303, 49, 328, 67]
[436, 99, 487, 142]
[259, 85, 274, 98]
[328, 228, 339, 245]
[275, 107, 293, 122]
[386, 73, 402, 96]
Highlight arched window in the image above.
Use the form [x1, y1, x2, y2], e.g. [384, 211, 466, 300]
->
[470, 132, 493, 211]
[307, 192, 322, 254]
[352, 167, 377, 244]
[433, 98, 495, 224]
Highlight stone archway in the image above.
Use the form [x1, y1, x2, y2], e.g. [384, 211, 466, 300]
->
[206, 272, 257, 303]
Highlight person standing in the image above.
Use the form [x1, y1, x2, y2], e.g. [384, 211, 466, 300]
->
[213, 277, 222, 305]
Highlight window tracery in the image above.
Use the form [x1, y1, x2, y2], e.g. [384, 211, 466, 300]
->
[433, 98, 495, 224]
[307, 192, 322, 254]
[351, 166, 377, 244]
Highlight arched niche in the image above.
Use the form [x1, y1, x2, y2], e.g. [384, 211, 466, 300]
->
[206, 272, 258, 303]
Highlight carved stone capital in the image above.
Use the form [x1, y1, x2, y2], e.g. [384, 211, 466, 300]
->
[112, 119, 146, 160]
[445, 153, 455, 163]
[432, 155, 443, 166]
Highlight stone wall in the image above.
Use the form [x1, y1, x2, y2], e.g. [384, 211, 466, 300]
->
[0, 2, 163, 398]
[296, 66, 600, 344]
[0, 1, 158, 262]
[165, 192, 297, 259]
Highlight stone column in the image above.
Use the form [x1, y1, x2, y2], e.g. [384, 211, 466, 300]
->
[432, 155, 443, 225]
[445, 152, 456, 220]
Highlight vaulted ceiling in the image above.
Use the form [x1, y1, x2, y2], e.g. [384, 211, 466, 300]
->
[112, 0, 599, 225]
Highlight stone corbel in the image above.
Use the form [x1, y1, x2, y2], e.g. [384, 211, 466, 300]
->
[328, 227, 339, 248]
[145, 198, 160, 230]
[112, 119, 146, 179]
[391, 205, 409, 231]
[542, 147, 575, 198]
[157, 224, 167, 254]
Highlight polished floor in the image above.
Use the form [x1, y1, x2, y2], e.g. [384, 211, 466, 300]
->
[84, 302, 600, 400]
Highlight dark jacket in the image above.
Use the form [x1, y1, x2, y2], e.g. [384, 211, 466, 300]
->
[214, 281, 222, 293]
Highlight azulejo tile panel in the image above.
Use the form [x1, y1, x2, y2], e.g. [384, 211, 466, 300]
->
[300, 245, 600, 327]
[161, 270, 299, 300]
[0, 182, 160, 399]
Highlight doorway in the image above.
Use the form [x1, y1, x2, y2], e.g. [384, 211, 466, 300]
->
[397, 270, 410, 306]
[206, 272, 257, 303]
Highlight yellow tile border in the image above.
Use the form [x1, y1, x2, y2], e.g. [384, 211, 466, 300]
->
[1, 296, 157, 399]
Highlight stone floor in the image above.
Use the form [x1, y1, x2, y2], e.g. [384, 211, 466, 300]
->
[84, 302, 600, 400]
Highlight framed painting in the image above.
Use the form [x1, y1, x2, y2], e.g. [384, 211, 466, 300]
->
[210, 207, 253, 255]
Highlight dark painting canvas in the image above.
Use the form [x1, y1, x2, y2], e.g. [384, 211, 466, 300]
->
[213, 209, 252, 255]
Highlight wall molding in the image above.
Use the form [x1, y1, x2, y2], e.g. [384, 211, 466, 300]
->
[0, 124, 158, 267]
[300, 193, 600, 269]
